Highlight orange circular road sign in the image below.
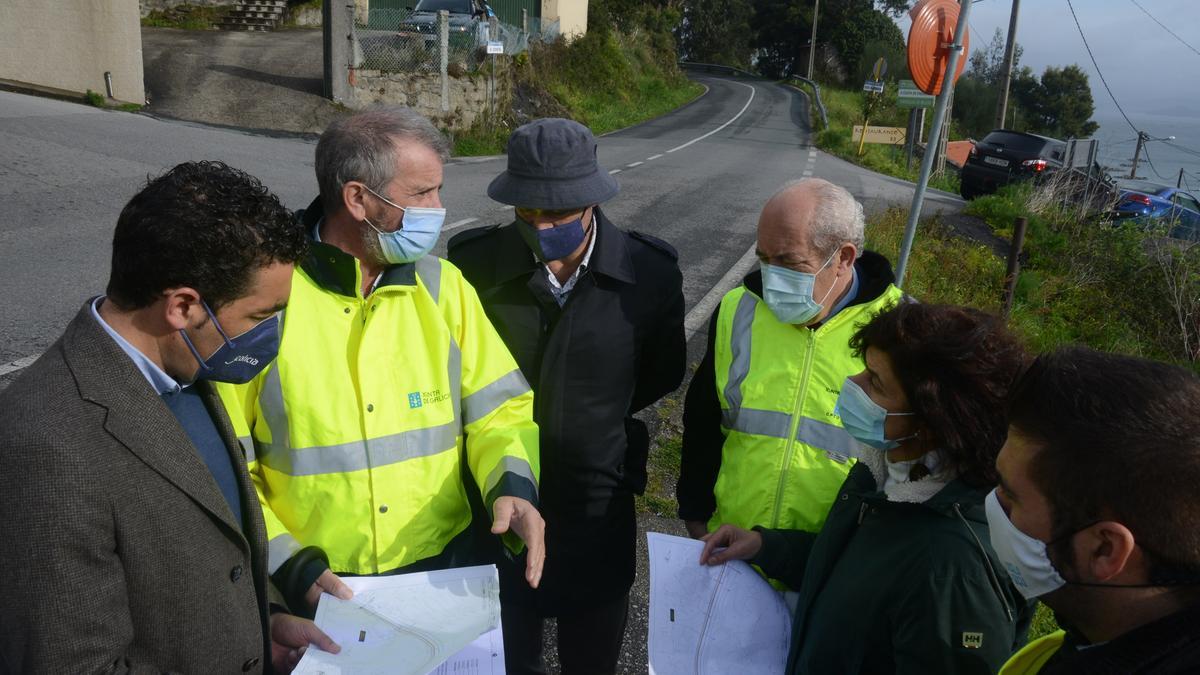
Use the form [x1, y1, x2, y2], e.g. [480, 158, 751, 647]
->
[907, 0, 970, 96]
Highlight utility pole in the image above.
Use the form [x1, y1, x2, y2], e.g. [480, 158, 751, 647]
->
[1129, 131, 1146, 179]
[1179, 167, 1186, 188]
[994, 0, 1020, 130]
[807, 0, 820, 79]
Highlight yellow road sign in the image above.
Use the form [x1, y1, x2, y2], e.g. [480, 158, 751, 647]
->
[853, 125, 907, 146]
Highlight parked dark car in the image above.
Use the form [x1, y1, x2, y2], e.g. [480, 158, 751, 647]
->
[960, 130, 1066, 199]
[397, 0, 492, 46]
[1112, 179, 1200, 242]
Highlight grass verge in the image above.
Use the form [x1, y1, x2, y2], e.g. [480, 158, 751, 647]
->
[451, 29, 703, 156]
[803, 84, 959, 194]
[84, 90, 143, 113]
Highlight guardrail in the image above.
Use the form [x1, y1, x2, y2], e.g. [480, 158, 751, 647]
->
[676, 61, 829, 131]
[677, 61, 761, 79]
[785, 76, 828, 130]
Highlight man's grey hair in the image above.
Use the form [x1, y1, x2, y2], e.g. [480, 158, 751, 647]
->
[774, 178, 866, 257]
[315, 106, 451, 210]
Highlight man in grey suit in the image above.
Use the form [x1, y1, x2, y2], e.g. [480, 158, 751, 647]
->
[0, 161, 344, 674]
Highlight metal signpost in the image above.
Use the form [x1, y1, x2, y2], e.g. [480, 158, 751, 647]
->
[895, 0, 972, 286]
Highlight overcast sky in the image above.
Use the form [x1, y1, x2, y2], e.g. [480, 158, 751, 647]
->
[893, 0, 1199, 121]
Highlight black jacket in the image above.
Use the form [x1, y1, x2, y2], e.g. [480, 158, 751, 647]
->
[676, 250, 897, 522]
[1037, 604, 1200, 674]
[753, 461, 1034, 674]
[448, 208, 685, 612]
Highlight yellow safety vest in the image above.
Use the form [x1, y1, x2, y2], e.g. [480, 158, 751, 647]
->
[998, 630, 1066, 675]
[219, 243, 539, 575]
[710, 283, 903, 535]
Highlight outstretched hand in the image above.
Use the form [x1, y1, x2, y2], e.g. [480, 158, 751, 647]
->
[304, 569, 354, 611]
[493, 496, 546, 588]
[699, 524, 763, 566]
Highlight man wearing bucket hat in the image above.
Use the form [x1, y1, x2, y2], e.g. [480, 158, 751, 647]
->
[449, 118, 686, 674]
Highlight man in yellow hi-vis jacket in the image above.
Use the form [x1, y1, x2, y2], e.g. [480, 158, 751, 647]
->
[219, 107, 544, 614]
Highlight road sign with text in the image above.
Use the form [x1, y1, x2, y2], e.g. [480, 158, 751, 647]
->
[852, 125, 907, 146]
[863, 80, 885, 94]
[897, 79, 934, 108]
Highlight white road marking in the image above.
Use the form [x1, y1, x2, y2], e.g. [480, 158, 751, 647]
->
[0, 355, 39, 377]
[684, 243, 760, 341]
[497, 204, 514, 210]
[626, 161, 643, 168]
[802, 170, 813, 176]
[442, 217, 478, 233]
[666, 82, 758, 154]
[609, 169, 622, 174]
[647, 154, 663, 161]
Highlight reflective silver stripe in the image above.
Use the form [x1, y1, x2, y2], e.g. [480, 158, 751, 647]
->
[416, 256, 442, 305]
[448, 338, 462, 425]
[260, 365, 292, 455]
[722, 291, 759, 419]
[795, 416, 856, 458]
[238, 435, 255, 463]
[255, 422, 459, 476]
[721, 407, 792, 439]
[484, 455, 537, 498]
[462, 369, 531, 427]
[267, 533, 302, 574]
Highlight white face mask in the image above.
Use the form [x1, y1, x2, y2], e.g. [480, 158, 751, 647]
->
[984, 489, 1067, 599]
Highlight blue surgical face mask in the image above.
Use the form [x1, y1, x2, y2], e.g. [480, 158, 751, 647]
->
[516, 213, 589, 262]
[760, 252, 838, 325]
[835, 377, 916, 451]
[364, 185, 446, 264]
[180, 300, 280, 384]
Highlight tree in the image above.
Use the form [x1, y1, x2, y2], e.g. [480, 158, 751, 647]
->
[967, 27, 1023, 85]
[676, 0, 754, 68]
[1033, 65, 1100, 138]
[821, 0, 905, 82]
[752, 0, 810, 78]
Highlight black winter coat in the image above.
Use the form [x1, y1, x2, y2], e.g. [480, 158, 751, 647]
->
[752, 460, 1034, 674]
[448, 208, 685, 613]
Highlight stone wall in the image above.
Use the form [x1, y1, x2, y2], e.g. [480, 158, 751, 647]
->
[139, 0, 227, 17]
[0, 0, 145, 103]
[350, 67, 511, 130]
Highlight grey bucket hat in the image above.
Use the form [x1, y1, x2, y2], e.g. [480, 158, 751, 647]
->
[487, 118, 619, 209]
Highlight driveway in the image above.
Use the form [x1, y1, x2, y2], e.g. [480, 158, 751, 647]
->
[142, 26, 340, 134]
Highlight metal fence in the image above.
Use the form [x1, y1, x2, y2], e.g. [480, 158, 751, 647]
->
[353, 5, 559, 74]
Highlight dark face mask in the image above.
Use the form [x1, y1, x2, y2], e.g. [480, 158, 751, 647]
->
[517, 212, 588, 262]
[179, 300, 281, 384]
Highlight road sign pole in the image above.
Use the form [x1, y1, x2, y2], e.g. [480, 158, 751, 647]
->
[807, 0, 820, 79]
[895, 0, 972, 287]
[905, 109, 918, 170]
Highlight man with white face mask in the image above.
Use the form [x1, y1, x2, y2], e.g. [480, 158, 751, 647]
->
[219, 107, 545, 616]
[677, 178, 902, 571]
[993, 347, 1200, 674]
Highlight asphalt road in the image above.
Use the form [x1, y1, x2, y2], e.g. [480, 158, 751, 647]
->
[0, 75, 967, 671]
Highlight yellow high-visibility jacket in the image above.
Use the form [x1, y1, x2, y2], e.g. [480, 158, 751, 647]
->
[710, 281, 903, 535]
[219, 236, 539, 576]
[998, 630, 1066, 675]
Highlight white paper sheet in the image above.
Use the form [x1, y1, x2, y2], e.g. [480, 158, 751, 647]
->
[647, 533, 791, 675]
[293, 564, 505, 675]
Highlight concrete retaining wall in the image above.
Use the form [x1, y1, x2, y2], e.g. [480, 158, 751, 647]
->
[0, 0, 145, 103]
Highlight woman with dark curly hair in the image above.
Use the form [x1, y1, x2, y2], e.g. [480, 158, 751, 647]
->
[700, 303, 1035, 674]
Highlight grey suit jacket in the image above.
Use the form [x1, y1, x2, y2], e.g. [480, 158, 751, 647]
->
[0, 304, 279, 674]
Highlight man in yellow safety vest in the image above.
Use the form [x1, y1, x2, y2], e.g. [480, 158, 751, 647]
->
[220, 107, 545, 613]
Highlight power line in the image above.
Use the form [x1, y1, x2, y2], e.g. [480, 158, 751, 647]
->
[1165, 141, 1200, 159]
[1139, 143, 1167, 180]
[1129, 0, 1200, 59]
[1064, 0, 1139, 135]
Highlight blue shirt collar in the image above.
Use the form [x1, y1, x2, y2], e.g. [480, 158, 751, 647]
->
[90, 297, 184, 396]
[825, 264, 860, 321]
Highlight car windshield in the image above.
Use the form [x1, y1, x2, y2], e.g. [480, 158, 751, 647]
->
[413, 0, 473, 13]
[981, 131, 1054, 154]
